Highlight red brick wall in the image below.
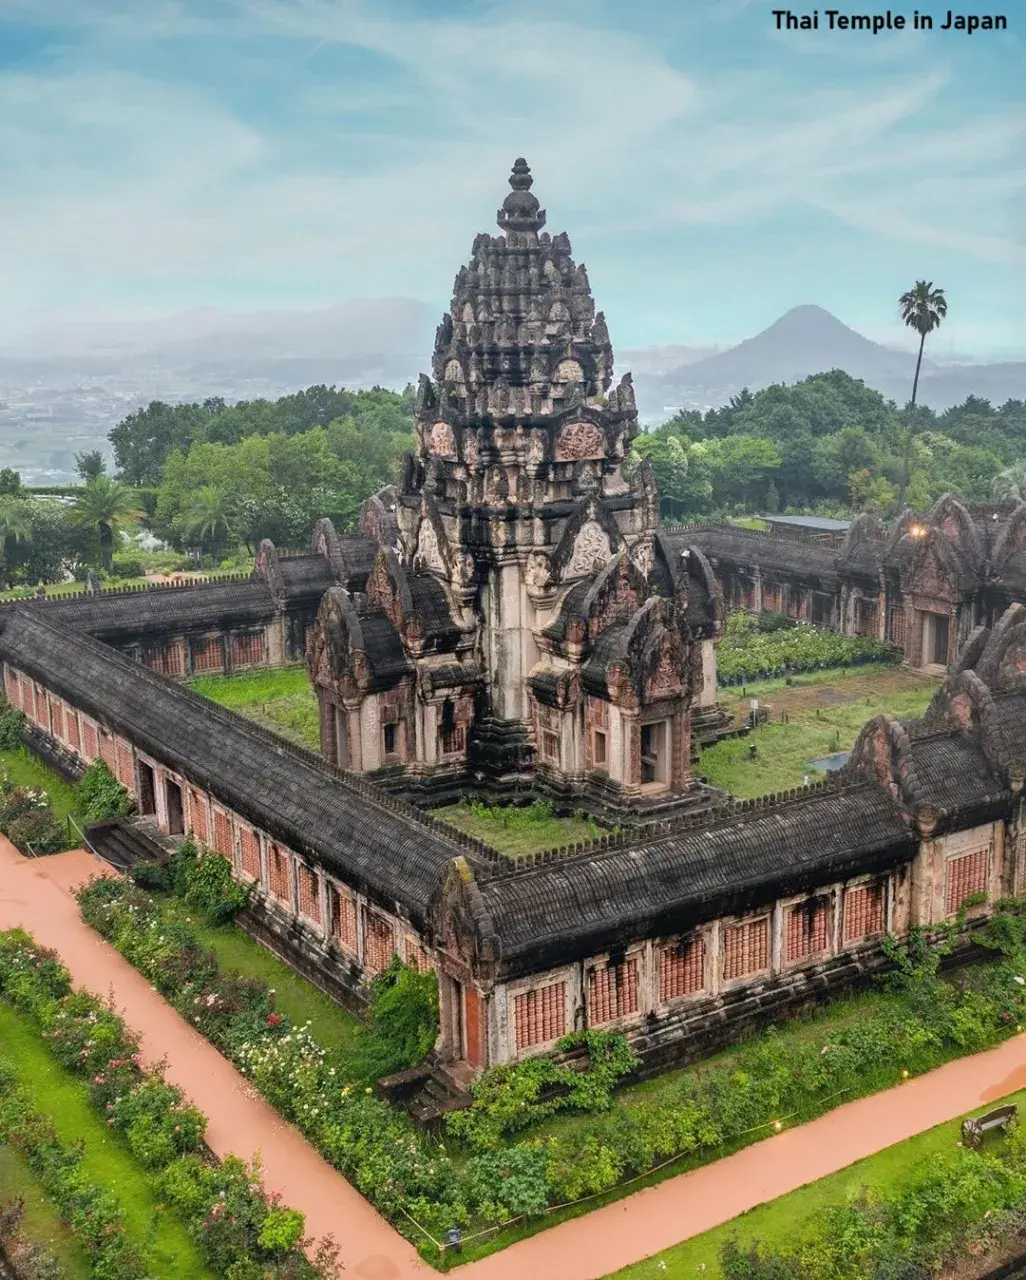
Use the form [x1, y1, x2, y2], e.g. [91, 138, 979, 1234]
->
[659, 937, 705, 1001]
[115, 739, 135, 790]
[212, 808, 232, 857]
[268, 844, 291, 904]
[48, 697, 64, 742]
[786, 898, 830, 962]
[190, 635, 224, 673]
[331, 886, 358, 953]
[239, 826, 261, 880]
[231, 632, 264, 668]
[842, 883, 885, 942]
[83, 720, 99, 761]
[146, 640, 185, 677]
[404, 936, 433, 973]
[297, 863, 321, 924]
[514, 982, 566, 1050]
[588, 958, 639, 1025]
[99, 731, 117, 771]
[363, 910, 394, 974]
[66, 709, 80, 752]
[188, 788, 209, 844]
[723, 917, 769, 981]
[945, 847, 989, 916]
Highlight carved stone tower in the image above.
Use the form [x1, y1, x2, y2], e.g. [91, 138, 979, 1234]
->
[310, 159, 721, 816]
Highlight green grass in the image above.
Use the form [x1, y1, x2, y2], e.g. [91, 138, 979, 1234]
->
[0, 1002, 214, 1279]
[157, 892, 369, 1064]
[432, 799, 612, 858]
[0, 1145, 92, 1278]
[187, 666, 320, 751]
[607, 1086, 1026, 1279]
[698, 666, 940, 797]
[0, 745, 85, 825]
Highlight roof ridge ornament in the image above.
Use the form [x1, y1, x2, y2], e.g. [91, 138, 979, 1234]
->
[497, 157, 546, 242]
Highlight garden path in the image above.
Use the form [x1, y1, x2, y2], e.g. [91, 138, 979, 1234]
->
[8, 840, 1026, 1280]
[0, 839, 429, 1280]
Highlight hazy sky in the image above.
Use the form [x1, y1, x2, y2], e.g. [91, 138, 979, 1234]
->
[1, 0, 1023, 356]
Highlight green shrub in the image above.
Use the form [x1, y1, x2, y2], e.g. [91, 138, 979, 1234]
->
[360, 957, 439, 1079]
[110, 552, 146, 579]
[169, 839, 250, 923]
[0, 696, 25, 749]
[76, 759, 133, 822]
[0, 767, 68, 853]
[717, 612, 902, 684]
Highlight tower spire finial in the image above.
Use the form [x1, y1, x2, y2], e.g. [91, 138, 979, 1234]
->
[497, 157, 545, 241]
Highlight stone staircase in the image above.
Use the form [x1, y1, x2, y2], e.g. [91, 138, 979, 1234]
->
[82, 817, 170, 873]
[376, 1062, 473, 1129]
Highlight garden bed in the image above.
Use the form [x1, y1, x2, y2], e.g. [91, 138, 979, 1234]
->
[0, 1145, 91, 1279]
[716, 610, 902, 685]
[0, 929, 338, 1280]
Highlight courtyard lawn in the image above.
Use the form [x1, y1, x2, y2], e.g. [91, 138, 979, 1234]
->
[0, 1145, 91, 1279]
[606, 1086, 1026, 1279]
[188, 666, 320, 751]
[698, 665, 941, 797]
[432, 798, 612, 858]
[156, 891, 369, 1066]
[0, 745, 85, 826]
[0, 1002, 214, 1280]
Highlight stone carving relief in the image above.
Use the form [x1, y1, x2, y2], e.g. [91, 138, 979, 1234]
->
[566, 520, 612, 578]
[555, 421, 605, 462]
[428, 420, 457, 459]
[631, 539, 655, 578]
[554, 359, 584, 383]
[525, 551, 553, 592]
[415, 519, 446, 574]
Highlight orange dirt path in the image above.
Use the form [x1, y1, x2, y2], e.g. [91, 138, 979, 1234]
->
[7, 841, 1026, 1280]
[0, 840, 429, 1280]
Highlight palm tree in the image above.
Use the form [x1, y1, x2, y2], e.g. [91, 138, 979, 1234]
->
[69, 476, 143, 573]
[181, 485, 235, 561]
[898, 280, 947, 506]
[993, 462, 1026, 505]
[0, 499, 33, 588]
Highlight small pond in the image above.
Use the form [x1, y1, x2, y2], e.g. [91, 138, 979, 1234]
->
[807, 751, 851, 772]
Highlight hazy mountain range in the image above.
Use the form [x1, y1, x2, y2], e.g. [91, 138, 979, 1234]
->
[0, 300, 1021, 484]
[635, 305, 1025, 418]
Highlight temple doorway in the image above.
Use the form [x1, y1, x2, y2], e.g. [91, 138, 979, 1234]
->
[136, 761, 156, 816]
[165, 779, 184, 835]
[922, 611, 950, 668]
[641, 720, 669, 787]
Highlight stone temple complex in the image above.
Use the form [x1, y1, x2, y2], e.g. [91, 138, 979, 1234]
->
[306, 158, 722, 818]
[3, 161, 1026, 1093]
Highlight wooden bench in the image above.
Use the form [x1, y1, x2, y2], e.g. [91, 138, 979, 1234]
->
[962, 1103, 1018, 1149]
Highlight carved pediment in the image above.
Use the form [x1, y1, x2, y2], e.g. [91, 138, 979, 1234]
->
[555, 420, 605, 462]
[566, 520, 612, 579]
[428, 420, 457, 459]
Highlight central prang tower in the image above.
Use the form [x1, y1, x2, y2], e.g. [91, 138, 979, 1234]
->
[309, 160, 722, 817]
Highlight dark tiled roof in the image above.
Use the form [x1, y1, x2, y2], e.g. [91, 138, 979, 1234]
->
[23, 581, 276, 640]
[543, 580, 590, 643]
[989, 692, 1026, 762]
[358, 609, 413, 685]
[666, 528, 841, 586]
[581, 624, 627, 695]
[0, 608, 463, 922]
[279, 555, 335, 596]
[336, 534, 378, 584]
[906, 730, 1005, 813]
[479, 783, 912, 975]
[407, 573, 460, 649]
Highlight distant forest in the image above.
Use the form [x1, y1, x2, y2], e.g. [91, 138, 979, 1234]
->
[3, 372, 1023, 592]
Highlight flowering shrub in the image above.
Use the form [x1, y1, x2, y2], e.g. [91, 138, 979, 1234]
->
[0, 1195, 64, 1280]
[0, 1056, 149, 1279]
[76, 759, 133, 822]
[0, 929, 334, 1278]
[717, 611, 902, 684]
[0, 766, 68, 853]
